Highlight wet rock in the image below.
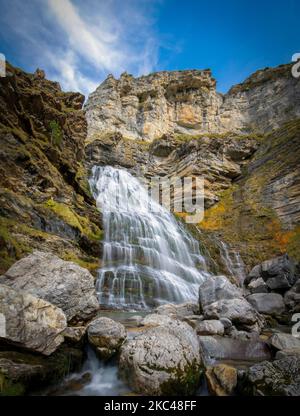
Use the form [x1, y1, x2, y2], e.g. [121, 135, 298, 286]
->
[0, 347, 83, 396]
[0, 284, 66, 356]
[247, 293, 285, 316]
[206, 364, 237, 396]
[87, 317, 126, 360]
[119, 318, 201, 395]
[195, 320, 224, 336]
[239, 356, 300, 396]
[269, 333, 300, 351]
[199, 335, 271, 362]
[0, 251, 99, 323]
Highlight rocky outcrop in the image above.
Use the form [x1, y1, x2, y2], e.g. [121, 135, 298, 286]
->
[119, 318, 201, 395]
[87, 317, 126, 360]
[0, 251, 99, 323]
[0, 284, 66, 355]
[0, 63, 103, 275]
[85, 64, 299, 141]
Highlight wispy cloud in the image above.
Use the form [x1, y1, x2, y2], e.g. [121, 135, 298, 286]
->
[0, 0, 162, 96]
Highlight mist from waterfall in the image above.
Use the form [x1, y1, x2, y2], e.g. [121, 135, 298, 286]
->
[90, 166, 209, 309]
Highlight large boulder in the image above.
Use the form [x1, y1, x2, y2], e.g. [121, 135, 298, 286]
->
[199, 276, 262, 330]
[239, 356, 300, 396]
[247, 293, 285, 316]
[0, 284, 66, 356]
[87, 317, 126, 360]
[269, 333, 300, 351]
[119, 318, 201, 395]
[199, 336, 271, 362]
[246, 254, 296, 290]
[0, 251, 99, 323]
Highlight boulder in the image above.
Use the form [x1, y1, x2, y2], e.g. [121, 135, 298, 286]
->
[199, 336, 271, 362]
[63, 326, 86, 344]
[275, 349, 300, 360]
[248, 278, 268, 294]
[0, 284, 66, 356]
[269, 333, 300, 351]
[119, 319, 201, 395]
[239, 356, 300, 396]
[203, 298, 260, 327]
[247, 293, 285, 316]
[195, 320, 224, 336]
[141, 313, 175, 327]
[0, 251, 99, 323]
[284, 280, 300, 312]
[206, 364, 237, 396]
[155, 302, 199, 317]
[87, 317, 126, 360]
[199, 276, 242, 311]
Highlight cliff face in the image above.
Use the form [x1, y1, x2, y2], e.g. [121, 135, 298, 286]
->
[85, 64, 300, 141]
[85, 63, 300, 271]
[0, 63, 103, 274]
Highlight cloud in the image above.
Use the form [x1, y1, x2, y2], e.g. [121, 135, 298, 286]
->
[0, 0, 162, 97]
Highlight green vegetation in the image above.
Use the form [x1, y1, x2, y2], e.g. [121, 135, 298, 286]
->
[49, 120, 63, 147]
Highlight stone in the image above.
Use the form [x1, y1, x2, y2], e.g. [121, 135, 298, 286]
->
[239, 356, 300, 396]
[195, 320, 224, 336]
[220, 317, 232, 329]
[245, 265, 262, 285]
[199, 336, 271, 362]
[0, 284, 66, 356]
[206, 364, 237, 396]
[248, 278, 268, 294]
[261, 254, 296, 290]
[0, 251, 99, 323]
[269, 333, 300, 351]
[199, 275, 242, 311]
[119, 318, 201, 395]
[141, 313, 175, 327]
[284, 280, 300, 312]
[62, 326, 86, 344]
[155, 302, 199, 317]
[247, 293, 285, 316]
[275, 349, 300, 359]
[183, 315, 204, 329]
[203, 298, 260, 327]
[87, 317, 126, 360]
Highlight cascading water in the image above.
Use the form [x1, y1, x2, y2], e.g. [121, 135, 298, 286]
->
[90, 166, 209, 309]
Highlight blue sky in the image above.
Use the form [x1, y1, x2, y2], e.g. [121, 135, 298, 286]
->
[0, 0, 299, 96]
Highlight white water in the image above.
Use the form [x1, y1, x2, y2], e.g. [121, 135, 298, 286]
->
[90, 166, 209, 309]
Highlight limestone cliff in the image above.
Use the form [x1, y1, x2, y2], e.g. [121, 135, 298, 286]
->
[0, 63, 103, 274]
[85, 64, 300, 141]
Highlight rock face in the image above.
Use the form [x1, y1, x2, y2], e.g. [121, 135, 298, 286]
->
[119, 318, 201, 395]
[0, 251, 99, 323]
[0, 284, 66, 355]
[87, 317, 126, 360]
[239, 356, 300, 396]
[0, 62, 103, 275]
[85, 64, 299, 141]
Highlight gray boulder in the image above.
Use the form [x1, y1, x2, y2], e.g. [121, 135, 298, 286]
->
[0, 284, 66, 355]
[248, 278, 268, 294]
[284, 280, 300, 312]
[87, 317, 126, 360]
[247, 293, 285, 316]
[119, 318, 201, 395]
[239, 356, 300, 396]
[0, 251, 99, 323]
[199, 276, 242, 311]
[269, 333, 300, 351]
[155, 302, 199, 317]
[195, 320, 224, 336]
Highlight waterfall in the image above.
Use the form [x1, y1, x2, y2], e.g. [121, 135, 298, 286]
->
[218, 240, 246, 286]
[90, 166, 209, 309]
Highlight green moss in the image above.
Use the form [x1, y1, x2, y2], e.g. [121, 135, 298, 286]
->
[49, 120, 63, 147]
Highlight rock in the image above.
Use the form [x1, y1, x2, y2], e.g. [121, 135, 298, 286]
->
[119, 319, 201, 395]
[275, 349, 300, 360]
[62, 326, 86, 344]
[141, 314, 175, 327]
[248, 278, 268, 294]
[0, 347, 83, 396]
[199, 336, 271, 362]
[269, 333, 300, 351]
[183, 315, 204, 329]
[261, 254, 296, 290]
[0, 284, 66, 356]
[284, 280, 300, 312]
[203, 298, 261, 327]
[239, 356, 300, 396]
[87, 317, 126, 360]
[195, 320, 224, 336]
[245, 265, 262, 285]
[220, 317, 232, 329]
[228, 327, 260, 341]
[247, 293, 285, 316]
[199, 275, 242, 311]
[155, 302, 199, 317]
[0, 251, 99, 323]
[206, 364, 237, 396]
[126, 315, 143, 327]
